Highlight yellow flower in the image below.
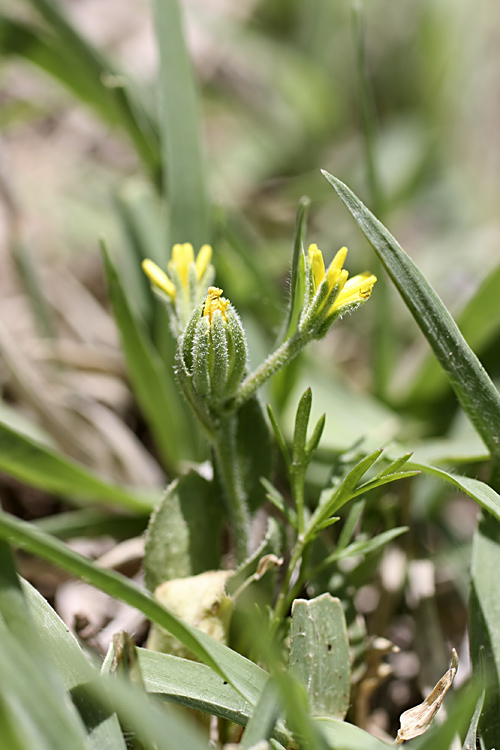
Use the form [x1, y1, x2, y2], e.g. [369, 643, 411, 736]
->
[203, 287, 229, 324]
[142, 243, 213, 300]
[307, 243, 376, 314]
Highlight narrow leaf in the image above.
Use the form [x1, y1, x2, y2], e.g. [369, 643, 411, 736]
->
[293, 388, 313, 464]
[276, 196, 310, 346]
[470, 514, 500, 750]
[153, 0, 209, 247]
[316, 717, 391, 749]
[103, 242, 190, 470]
[0, 420, 156, 512]
[241, 679, 281, 749]
[320, 527, 408, 570]
[407, 260, 500, 405]
[267, 403, 291, 473]
[406, 460, 500, 521]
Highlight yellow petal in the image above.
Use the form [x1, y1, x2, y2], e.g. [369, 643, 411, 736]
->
[142, 259, 176, 299]
[329, 246, 348, 275]
[308, 244, 326, 289]
[170, 243, 194, 287]
[326, 249, 348, 288]
[195, 244, 213, 280]
[334, 272, 377, 309]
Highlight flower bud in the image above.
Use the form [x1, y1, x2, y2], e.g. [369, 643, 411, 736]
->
[177, 287, 248, 411]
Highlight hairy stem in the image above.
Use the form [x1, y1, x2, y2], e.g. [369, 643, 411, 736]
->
[212, 415, 249, 564]
[230, 332, 307, 412]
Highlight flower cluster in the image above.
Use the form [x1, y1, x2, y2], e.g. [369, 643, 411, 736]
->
[142, 242, 214, 334]
[299, 243, 377, 339]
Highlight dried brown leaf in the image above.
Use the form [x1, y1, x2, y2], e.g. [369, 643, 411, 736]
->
[395, 649, 459, 744]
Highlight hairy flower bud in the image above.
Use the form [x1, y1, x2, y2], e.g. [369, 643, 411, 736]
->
[177, 287, 248, 412]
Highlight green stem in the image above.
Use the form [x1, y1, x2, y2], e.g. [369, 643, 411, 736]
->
[291, 467, 306, 537]
[273, 537, 306, 624]
[212, 415, 249, 564]
[230, 332, 307, 412]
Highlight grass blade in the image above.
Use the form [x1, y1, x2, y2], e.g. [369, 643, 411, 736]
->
[0, 542, 90, 750]
[102, 241, 193, 471]
[153, 0, 209, 248]
[0, 420, 156, 512]
[405, 260, 500, 406]
[470, 515, 500, 749]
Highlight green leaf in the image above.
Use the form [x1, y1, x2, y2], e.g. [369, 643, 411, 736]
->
[153, 0, 209, 247]
[0, 543, 89, 750]
[293, 388, 313, 465]
[0, 510, 268, 707]
[102, 241, 191, 471]
[353, 470, 420, 497]
[282, 368, 400, 453]
[34, 508, 147, 540]
[0, 626, 89, 750]
[261, 477, 297, 529]
[320, 527, 408, 570]
[276, 196, 310, 346]
[322, 171, 500, 474]
[407, 260, 500, 405]
[289, 594, 350, 720]
[315, 717, 391, 749]
[309, 449, 383, 534]
[144, 471, 223, 592]
[470, 515, 500, 750]
[22, 579, 90, 691]
[462, 681, 485, 750]
[105, 644, 292, 747]
[241, 679, 281, 749]
[88, 714, 127, 750]
[237, 394, 274, 512]
[266, 403, 292, 474]
[123, 648, 252, 723]
[0, 420, 156, 512]
[24, 574, 213, 750]
[403, 459, 500, 521]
